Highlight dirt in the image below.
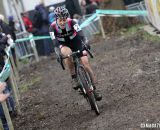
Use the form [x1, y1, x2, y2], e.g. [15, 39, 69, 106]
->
[13, 31, 160, 130]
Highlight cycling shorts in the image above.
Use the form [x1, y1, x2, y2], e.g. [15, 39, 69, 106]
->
[58, 35, 87, 57]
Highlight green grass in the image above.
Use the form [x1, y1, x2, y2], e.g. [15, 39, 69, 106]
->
[20, 58, 29, 64]
[123, 24, 160, 43]
[19, 76, 42, 93]
[142, 31, 160, 43]
[123, 24, 144, 36]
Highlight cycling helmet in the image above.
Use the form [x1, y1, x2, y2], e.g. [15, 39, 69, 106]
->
[54, 6, 69, 19]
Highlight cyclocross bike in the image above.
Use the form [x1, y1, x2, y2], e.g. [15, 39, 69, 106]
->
[55, 42, 100, 115]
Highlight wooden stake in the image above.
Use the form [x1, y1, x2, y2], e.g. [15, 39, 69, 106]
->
[1, 102, 14, 130]
[99, 16, 106, 39]
[0, 119, 4, 130]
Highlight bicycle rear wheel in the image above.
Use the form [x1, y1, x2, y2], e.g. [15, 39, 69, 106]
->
[77, 65, 100, 115]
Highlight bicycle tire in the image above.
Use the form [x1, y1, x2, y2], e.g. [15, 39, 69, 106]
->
[54, 47, 65, 70]
[77, 65, 100, 115]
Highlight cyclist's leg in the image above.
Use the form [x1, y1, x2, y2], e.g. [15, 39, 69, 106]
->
[60, 46, 80, 88]
[80, 55, 97, 85]
[60, 46, 75, 75]
[80, 55, 102, 101]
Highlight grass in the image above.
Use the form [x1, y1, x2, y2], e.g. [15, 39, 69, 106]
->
[142, 31, 160, 43]
[123, 24, 160, 43]
[20, 58, 29, 64]
[19, 76, 42, 93]
[123, 24, 144, 36]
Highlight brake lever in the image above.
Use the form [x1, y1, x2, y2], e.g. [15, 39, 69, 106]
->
[82, 43, 94, 58]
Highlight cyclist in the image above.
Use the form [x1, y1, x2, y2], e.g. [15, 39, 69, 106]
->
[49, 6, 102, 101]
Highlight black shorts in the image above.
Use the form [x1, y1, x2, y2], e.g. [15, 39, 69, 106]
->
[58, 35, 86, 57]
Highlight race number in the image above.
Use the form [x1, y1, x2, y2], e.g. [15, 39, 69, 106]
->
[73, 24, 81, 32]
[50, 32, 55, 40]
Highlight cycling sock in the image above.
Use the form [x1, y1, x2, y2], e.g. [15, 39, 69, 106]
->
[71, 74, 77, 79]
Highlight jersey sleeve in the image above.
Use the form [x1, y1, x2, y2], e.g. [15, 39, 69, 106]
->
[49, 26, 56, 40]
[49, 26, 60, 47]
[72, 19, 82, 32]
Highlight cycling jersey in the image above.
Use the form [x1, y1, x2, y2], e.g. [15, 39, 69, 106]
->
[49, 18, 86, 57]
[49, 18, 82, 43]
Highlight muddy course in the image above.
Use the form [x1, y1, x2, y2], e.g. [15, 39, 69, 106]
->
[13, 29, 160, 130]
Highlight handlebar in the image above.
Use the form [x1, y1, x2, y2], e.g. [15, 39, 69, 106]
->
[62, 46, 93, 60]
[58, 41, 94, 70]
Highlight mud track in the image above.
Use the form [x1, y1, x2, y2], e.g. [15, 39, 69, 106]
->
[13, 32, 160, 130]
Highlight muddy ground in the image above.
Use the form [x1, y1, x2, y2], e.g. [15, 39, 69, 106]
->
[13, 30, 160, 130]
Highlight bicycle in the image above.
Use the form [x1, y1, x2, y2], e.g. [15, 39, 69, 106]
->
[55, 43, 100, 115]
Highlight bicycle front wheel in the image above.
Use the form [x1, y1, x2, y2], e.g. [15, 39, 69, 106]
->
[77, 65, 100, 115]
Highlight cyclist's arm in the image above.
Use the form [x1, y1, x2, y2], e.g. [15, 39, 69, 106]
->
[49, 26, 60, 48]
[72, 20, 90, 48]
[72, 20, 88, 42]
[72, 19, 84, 37]
[49, 26, 62, 58]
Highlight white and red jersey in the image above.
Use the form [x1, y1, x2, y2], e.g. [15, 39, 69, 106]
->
[49, 18, 81, 42]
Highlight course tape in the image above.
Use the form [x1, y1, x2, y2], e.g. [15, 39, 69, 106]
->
[80, 13, 98, 29]
[96, 10, 147, 16]
[16, 36, 51, 43]
[0, 9, 147, 81]
[15, 9, 147, 43]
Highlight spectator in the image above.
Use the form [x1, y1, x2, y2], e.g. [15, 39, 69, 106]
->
[8, 16, 16, 41]
[79, 0, 86, 15]
[34, 3, 48, 26]
[0, 82, 10, 102]
[0, 31, 9, 69]
[0, 14, 16, 41]
[0, 31, 16, 130]
[33, 2, 53, 56]
[86, 0, 100, 5]
[0, 82, 14, 130]
[65, 0, 82, 18]
[0, 14, 17, 68]
[21, 12, 33, 33]
[48, 6, 56, 24]
[86, 1, 99, 14]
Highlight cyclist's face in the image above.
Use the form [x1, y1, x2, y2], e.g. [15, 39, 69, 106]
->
[57, 18, 67, 29]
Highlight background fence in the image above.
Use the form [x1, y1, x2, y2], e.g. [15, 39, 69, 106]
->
[79, 14, 101, 41]
[126, 1, 149, 24]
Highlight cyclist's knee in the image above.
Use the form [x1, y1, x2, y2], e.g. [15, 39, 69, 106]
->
[61, 46, 72, 56]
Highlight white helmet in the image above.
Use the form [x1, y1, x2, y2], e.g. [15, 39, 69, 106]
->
[49, 6, 55, 12]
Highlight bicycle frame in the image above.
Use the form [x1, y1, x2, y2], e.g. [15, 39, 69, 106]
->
[58, 44, 100, 115]
[73, 54, 93, 95]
